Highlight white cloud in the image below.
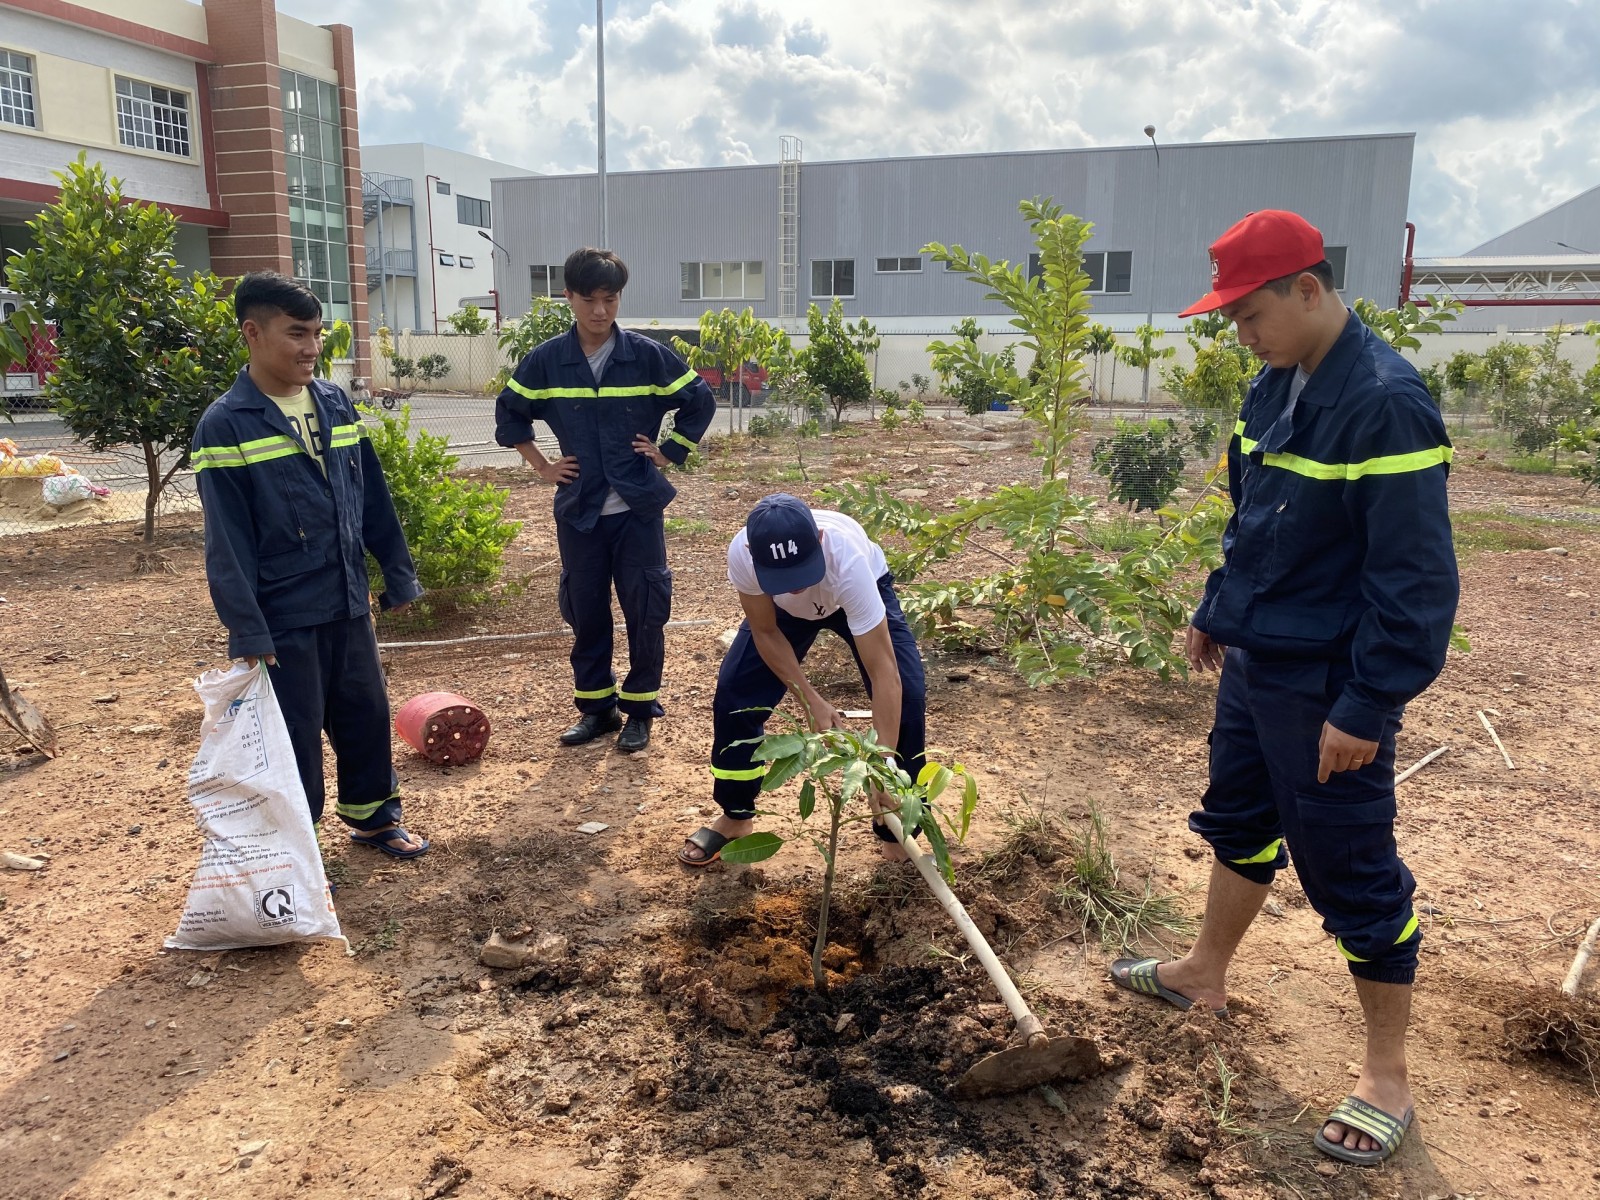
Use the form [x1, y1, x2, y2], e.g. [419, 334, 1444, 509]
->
[278, 0, 1600, 253]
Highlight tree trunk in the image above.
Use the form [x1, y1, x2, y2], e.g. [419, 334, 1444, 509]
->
[141, 439, 161, 543]
[811, 800, 843, 993]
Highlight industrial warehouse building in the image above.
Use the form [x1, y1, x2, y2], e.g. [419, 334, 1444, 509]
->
[488, 132, 1417, 333]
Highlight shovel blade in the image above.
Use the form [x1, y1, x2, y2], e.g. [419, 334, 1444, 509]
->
[0, 690, 58, 758]
[951, 1033, 1102, 1100]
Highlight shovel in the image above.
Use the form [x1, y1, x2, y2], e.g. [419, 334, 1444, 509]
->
[881, 811, 1101, 1099]
[0, 661, 57, 759]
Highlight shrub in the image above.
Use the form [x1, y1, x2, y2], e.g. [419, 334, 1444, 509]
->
[363, 405, 521, 609]
[416, 353, 450, 384]
[799, 299, 871, 423]
[446, 303, 491, 337]
[880, 407, 903, 432]
[1091, 418, 1187, 511]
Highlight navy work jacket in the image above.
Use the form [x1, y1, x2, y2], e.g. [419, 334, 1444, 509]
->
[1194, 312, 1460, 742]
[192, 370, 421, 659]
[493, 324, 717, 532]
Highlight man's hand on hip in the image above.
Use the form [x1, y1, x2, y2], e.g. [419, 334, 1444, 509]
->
[537, 455, 579, 485]
[632, 435, 668, 467]
[1317, 721, 1379, 784]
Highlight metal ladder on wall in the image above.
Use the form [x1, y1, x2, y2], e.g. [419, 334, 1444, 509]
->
[778, 135, 802, 320]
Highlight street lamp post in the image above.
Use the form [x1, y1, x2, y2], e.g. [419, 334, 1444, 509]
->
[1141, 124, 1160, 406]
[477, 228, 510, 327]
[596, 0, 608, 248]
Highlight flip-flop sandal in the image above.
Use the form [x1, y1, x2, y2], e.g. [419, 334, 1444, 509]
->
[679, 826, 731, 868]
[349, 826, 430, 860]
[1109, 957, 1228, 1016]
[1313, 1095, 1413, 1166]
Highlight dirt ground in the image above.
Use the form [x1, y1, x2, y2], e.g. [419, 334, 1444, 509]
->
[2, 416, 1598, 1200]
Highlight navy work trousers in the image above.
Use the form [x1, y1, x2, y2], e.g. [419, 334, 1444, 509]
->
[266, 614, 402, 832]
[556, 510, 670, 719]
[1189, 647, 1420, 984]
[711, 573, 926, 819]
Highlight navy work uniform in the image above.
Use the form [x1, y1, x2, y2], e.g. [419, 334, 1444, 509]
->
[495, 325, 716, 719]
[711, 508, 927, 824]
[1190, 311, 1458, 985]
[193, 370, 421, 832]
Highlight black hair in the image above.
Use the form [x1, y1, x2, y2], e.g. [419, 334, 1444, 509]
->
[1262, 260, 1338, 297]
[563, 247, 629, 296]
[234, 271, 321, 326]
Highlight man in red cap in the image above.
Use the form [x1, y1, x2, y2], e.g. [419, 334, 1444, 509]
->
[1108, 211, 1458, 1166]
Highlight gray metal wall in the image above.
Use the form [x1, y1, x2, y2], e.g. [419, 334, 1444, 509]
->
[491, 133, 1415, 327]
[1467, 184, 1600, 256]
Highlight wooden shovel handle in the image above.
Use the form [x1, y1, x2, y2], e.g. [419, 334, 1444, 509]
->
[882, 812, 1047, 1045]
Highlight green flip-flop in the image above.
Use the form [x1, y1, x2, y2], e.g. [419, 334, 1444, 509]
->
[1109, 957, 1228, 1017]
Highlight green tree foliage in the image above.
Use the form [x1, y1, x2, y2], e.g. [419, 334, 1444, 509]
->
[5, 156, 249, 541]
[797, 299, 871, 424]
[1352, 295, 1464, 352]
[445, 303, 491, 337]
[1092, 418, 1188, 511]
[363, 404, 521, 611]
[671, 306, 783, 427]
[1458, 333, 1589, 455]
[416, 353, 450, 385]
[1115, 323, 1175, 401]
[489, 297, 572, 392]
[930, 317, 1016, 415]
[316, 319, 351, 379]
[1162, 319, 1256, 415]
[1083, 323, 1116, 403]
[822, 198, 1230, 684]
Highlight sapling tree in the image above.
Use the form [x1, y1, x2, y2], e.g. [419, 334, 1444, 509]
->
[798, 299, 872, 426]
[722, 707, 978, 994]
[822, 199, 1230, 684]
[5, 156, 248, 541]
[489, 297, 572, 392]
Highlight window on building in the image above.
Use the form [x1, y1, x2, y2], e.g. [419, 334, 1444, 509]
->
[438, 252, 455, 267]
[456, 194, 490, 228]
[1028, 253, 1042, 281]
[811, 259, 855, 298]
[0, 50, 37, 129]
[1028, 250, 1132, 292]
[115, 76, 190, 157]
[459, 255, 475, 269]
[1325, 245, 1348, 290]
[282, 70, 351, 323]
[875, 256, 921, 274]
[531, 264, 566, 297]
[435, 180, 451, 195]
[680, 260, 766, 301]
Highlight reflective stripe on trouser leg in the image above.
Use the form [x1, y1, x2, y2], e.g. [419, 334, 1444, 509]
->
[324, 614, 403, 831]
[556, 517, 618, 713]
[710, 614, 824, 819]
[1239, 649, 1419, 985]
[613, 510, 670, 718]
[1188, 648, 1288, 885]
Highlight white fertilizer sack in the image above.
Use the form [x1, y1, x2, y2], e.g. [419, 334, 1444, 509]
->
[165, 662, 347, 952]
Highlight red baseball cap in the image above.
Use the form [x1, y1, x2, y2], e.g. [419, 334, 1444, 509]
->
[1178, 210, 1326, 317]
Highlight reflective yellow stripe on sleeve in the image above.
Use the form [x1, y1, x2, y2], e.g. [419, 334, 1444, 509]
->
[666, 430, 697, 450]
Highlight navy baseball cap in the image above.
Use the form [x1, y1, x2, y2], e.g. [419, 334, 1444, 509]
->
[745, 493, 825, 594]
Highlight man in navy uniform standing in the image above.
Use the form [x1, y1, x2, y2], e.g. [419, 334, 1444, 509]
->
[1108, 211, 1458, 1167]
[495, 248, 716, 753]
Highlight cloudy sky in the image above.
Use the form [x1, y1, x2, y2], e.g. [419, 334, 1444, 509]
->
[279, 0, 1600, 255]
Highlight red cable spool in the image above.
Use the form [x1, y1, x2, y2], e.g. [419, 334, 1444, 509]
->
[394, 691, 490, 765]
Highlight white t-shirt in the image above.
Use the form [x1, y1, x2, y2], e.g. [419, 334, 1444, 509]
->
[727, 509, 890, 635]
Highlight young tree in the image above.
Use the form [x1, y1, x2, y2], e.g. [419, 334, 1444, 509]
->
[489, 296, 571, 392]
[5, 156, 248, 541]
[798, 299, 871, 425]
[930, 318, 1017, 415]
[1084, 323, 1116, 405]
[1163, 321, 1255, 416]
[1115, 324, 1175, 405]
[446, 303, 491, 337]
[671, 306, 782, 433]
[825, 199, 1230, 684]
